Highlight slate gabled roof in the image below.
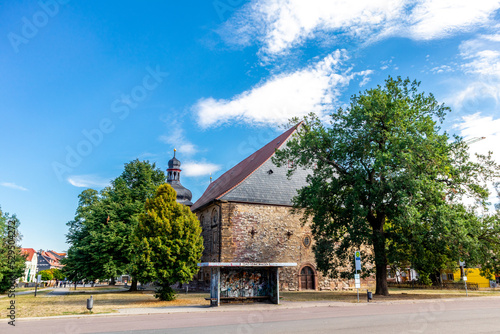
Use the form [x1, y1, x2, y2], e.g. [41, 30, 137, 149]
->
[47, 250, 66, 259]
[191, 123, 308, 211]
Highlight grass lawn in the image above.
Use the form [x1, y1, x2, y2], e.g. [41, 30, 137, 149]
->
[0, 290, 209, 318]
[280, 288, 499, 303]
[6, 287, 41, 293]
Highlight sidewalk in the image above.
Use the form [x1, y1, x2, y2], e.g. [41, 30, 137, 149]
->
[116, 294, 500, 315]
[44, 287, 128, 296]
[116, 299, 359, 315]
[45, 287, 70, 297]
[0, 287, 53, 298]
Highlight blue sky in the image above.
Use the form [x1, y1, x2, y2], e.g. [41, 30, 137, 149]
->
[1, 0, 499, 252]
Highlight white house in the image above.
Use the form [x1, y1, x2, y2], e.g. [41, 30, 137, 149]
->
[21, 248, 38, 282]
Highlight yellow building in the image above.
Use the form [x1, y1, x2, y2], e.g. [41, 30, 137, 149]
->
[442, 268, 494, 288]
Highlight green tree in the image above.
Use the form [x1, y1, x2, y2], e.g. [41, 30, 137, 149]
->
[63, 189, 104, 284]
[39, 269, 54, 281]
[0, 207, 26, 293]
[477, 187, 500, 279]
[50, 268, 65, 280]
[274, 77, 500, 295]
[61, 246, 87, 289]
[134, 184, 203, 301]
[63, 160, 166, 290]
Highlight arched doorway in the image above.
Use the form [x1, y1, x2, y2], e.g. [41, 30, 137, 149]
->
[300, 266, 315, 290]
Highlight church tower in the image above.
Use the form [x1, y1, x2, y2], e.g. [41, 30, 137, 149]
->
[166, 149, 193, 206]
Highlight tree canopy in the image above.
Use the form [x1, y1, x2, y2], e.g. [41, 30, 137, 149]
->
[274, 76, 500, 295]
[38, 268, 65, 281]
[134, 184, 203, 301]
[63, 159, 166, 289]
[0, 207, 26, 293]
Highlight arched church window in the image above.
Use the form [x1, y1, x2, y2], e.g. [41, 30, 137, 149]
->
[211, 208, 218, 225]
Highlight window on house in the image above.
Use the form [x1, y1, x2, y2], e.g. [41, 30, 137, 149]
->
[448, 273, 454, 281]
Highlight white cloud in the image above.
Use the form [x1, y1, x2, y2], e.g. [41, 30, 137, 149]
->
[460, 37, 500, 78]
[0, 182, 28, 191]
[447, 34, 500, 110]
[407, 0, 500, 40]
[159, 122, 197, 156]
[67, 175, 110, 188]
[182, 162, 222, 177]
[454, 112, 500, 207]
[220, 0, 500, 57]
[193, 50, 373, 128]
[430, 65, 453, 74]
[455, 113, 500, 146]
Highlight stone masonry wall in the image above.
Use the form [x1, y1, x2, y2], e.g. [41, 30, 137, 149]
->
[194, 201, 352, 291]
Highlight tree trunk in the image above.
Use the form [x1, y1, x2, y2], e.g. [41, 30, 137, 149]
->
[109, 277, 115, 286]
[372, 218, 389, 296]
[129, 278, 138, 291]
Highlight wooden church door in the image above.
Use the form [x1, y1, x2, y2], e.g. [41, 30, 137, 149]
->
[300, 266, 315, 290]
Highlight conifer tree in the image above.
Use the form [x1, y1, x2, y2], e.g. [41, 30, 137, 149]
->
[134, 184, 203, 301]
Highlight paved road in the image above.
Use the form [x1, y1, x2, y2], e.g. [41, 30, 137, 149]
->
[6, 297, 500, 333]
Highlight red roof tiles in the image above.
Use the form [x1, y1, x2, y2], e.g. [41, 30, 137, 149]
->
[21, 248, 36, 262]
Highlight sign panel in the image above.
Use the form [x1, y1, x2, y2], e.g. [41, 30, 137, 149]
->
[463, 276, 467, 281]
[198, 262, 297, 267]
[355, 273, 361, 286]
[37, 274, 41, 283]
[355, 251, 361, 271]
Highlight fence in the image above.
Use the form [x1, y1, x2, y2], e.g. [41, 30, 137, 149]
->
[388, 281, 479, 290]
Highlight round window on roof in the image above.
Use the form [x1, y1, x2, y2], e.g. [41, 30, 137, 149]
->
[303, 235, 311, 248]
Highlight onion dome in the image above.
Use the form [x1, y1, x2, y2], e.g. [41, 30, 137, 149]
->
[167, 149, 193, 206]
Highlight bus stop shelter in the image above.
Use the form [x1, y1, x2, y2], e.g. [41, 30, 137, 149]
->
[198, 262, 297, 306]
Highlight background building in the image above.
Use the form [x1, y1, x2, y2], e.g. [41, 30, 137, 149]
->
[20, 248, 38, 282]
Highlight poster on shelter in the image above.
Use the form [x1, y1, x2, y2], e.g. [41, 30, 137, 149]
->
[220, 268, 269, 297]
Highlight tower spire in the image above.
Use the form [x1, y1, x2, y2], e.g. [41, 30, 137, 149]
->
[166, 150, 193, 206]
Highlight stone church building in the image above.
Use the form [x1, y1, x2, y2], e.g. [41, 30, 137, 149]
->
[181, 123, 349, 292]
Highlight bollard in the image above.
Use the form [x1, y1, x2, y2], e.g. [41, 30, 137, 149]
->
[367, 290, 372, 302]
[87, 295, 93, 312]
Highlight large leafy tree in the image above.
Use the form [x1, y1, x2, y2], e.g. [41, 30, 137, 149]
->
[274, 77, 500, 295]
[134, 184, 203, 301]
[477, 186, 500, 279]
[0, 207, 26, 293]
[63, 160, 166, 290]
